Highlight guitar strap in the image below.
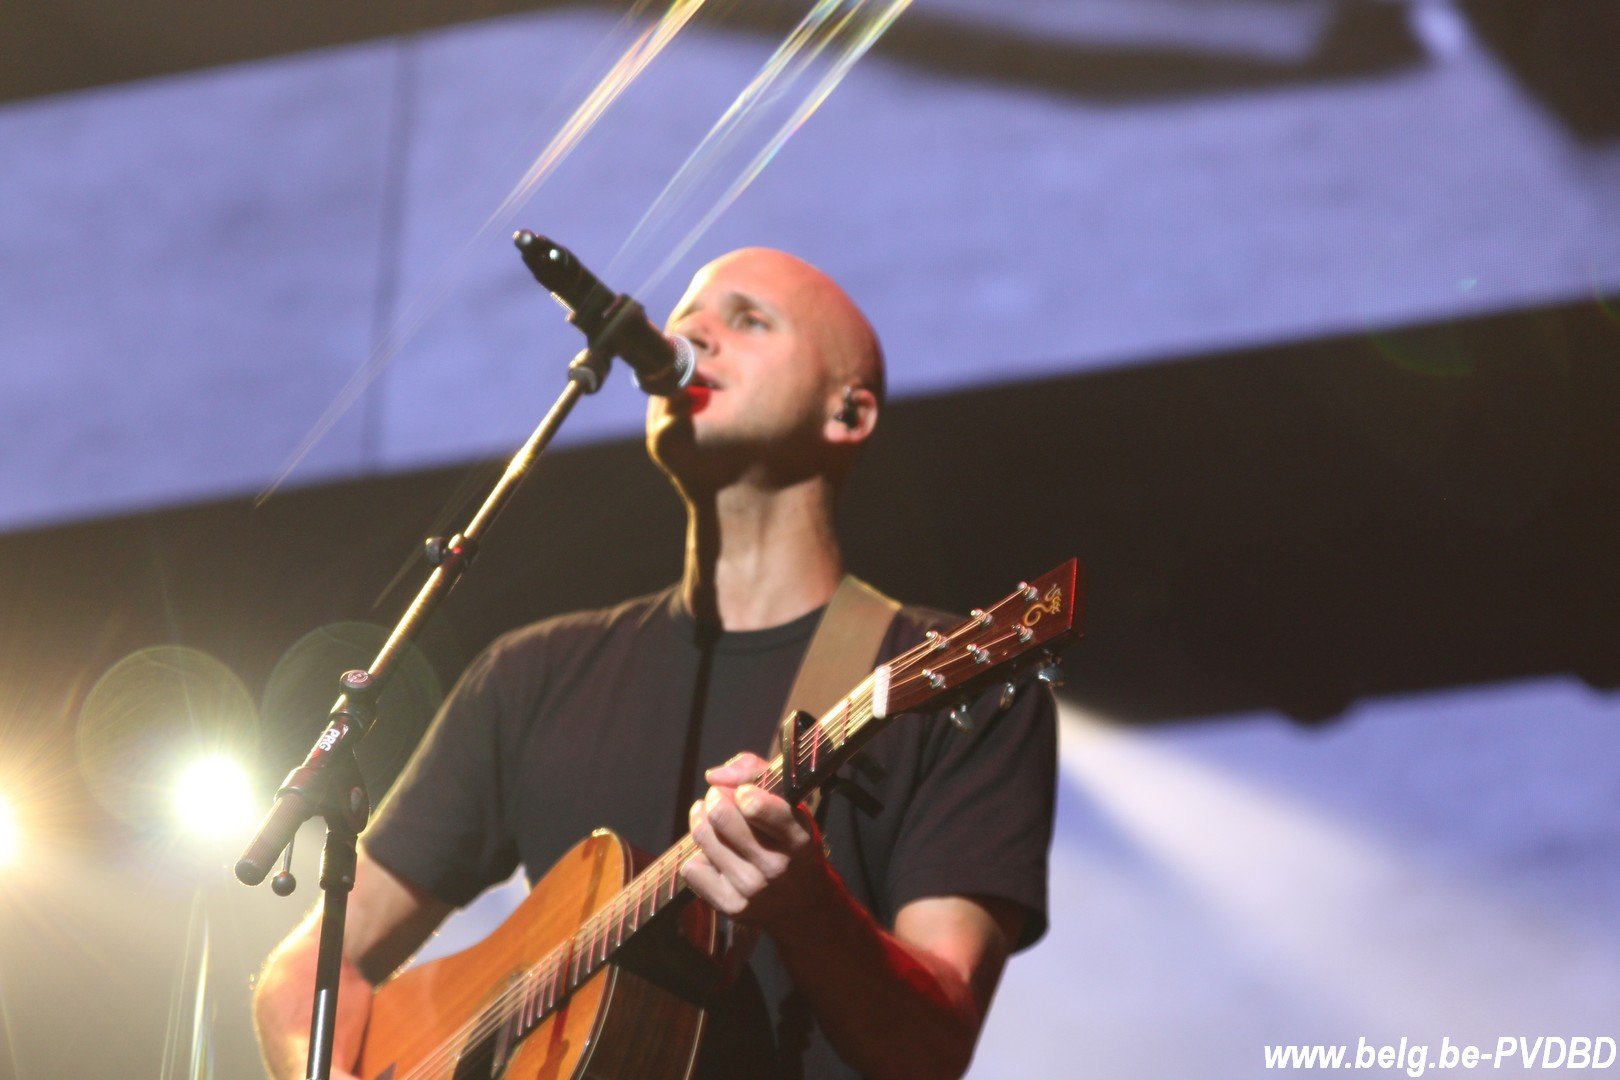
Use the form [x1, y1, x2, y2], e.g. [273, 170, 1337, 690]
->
[769, 574, 901, 818]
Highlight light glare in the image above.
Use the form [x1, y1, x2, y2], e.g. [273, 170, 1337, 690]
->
[172, 756, 256, 837]
[0, 793, 18, 868]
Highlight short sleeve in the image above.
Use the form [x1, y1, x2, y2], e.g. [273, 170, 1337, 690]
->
[361, 642, 522, 907]
[884, 676, 1058, 951]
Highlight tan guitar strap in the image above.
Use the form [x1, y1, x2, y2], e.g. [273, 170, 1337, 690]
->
[770, 574, 901, 818]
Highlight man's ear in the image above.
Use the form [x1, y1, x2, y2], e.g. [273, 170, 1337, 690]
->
[825, 385, 879, 445]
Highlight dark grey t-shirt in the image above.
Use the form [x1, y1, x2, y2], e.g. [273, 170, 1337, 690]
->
[363, 586, 1056, 1078]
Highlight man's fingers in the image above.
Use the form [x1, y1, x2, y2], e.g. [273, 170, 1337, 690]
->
[704, 751, 770, 786]
[734, 784, 806, 846]
[684, 778, 826, 929]
[706, 785, 804, 860]
[680, 849, 747, 916]
[690, 794, 769, 892]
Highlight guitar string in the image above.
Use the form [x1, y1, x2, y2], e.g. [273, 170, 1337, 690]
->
[392, 601, 1038, 1076]
[394, 691, 876, 1080]
[394, 682, 881, 1080]
[425, 617, 1050, 1076]
[573, 674, 881, 948]
[395, 681, 877, 1080]
[391, 588, 1046, 1075]
[399, 629, 1034, 1076]
[572, 594, 1051, 957]
[392, 610, 1026, 1076]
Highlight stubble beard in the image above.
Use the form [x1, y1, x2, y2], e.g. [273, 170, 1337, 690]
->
[650, 406, 828, 502]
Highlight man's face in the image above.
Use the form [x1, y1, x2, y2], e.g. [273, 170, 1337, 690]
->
[646, 248, 854, 485]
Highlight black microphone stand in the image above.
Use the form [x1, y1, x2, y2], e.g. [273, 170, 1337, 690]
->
[234, 232, 683, 1080]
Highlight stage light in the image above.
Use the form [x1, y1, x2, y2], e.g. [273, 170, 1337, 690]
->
[172, 755, 256, 837]
[0, 792, 18, 868]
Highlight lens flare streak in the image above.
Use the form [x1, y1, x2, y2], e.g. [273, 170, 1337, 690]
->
[256, 0, 713, 505]
[158, 894, 213, 1080]
[187, 910, 213, 1080]
[260, 0, 913, 500]
[486, 0, 713, 234]
[619, 0, 914, 294]
[0, 966, 19, 1080]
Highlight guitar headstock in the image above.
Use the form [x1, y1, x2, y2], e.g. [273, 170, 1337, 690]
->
[874, 559, 1084, 718]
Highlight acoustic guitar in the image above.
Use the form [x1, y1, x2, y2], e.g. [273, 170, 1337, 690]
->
[355, 559, 1083, 1080]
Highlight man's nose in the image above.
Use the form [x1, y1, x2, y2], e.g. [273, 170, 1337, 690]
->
[673, 312, 718, 356]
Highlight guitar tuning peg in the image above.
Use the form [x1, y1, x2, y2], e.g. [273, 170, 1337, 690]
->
[998, 682, 1018, 711]
[948, 704, 975, 732]
[1036, 661, 1065, 689]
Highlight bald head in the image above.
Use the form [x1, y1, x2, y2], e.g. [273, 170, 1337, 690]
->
[689, 247, 884, 403]
[648, 246, 886, 494]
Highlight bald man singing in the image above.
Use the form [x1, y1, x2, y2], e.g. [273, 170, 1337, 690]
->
[253, 249, 1057, 1080]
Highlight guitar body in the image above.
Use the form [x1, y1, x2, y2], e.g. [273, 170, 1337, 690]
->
[357, 830, 718, 1080]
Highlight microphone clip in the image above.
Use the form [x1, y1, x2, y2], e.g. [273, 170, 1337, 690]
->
[567, 294, 653, 394]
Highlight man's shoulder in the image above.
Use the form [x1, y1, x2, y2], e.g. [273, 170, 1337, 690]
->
[882, 598, 957, 653]
[891, 600, 956, 633]
[485, 586, 680, 661]
[476, 583, 954, 666]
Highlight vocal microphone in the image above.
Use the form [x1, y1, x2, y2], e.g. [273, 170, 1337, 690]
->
[514, 231, 695, 396]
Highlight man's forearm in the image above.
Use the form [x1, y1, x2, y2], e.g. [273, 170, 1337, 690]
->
[768, 870, 982, 1080]
[253, 912, 373, 1080]
[684, 762, 1010, 1078]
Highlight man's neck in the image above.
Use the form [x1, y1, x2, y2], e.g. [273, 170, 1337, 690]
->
[681, 477, 844, 632]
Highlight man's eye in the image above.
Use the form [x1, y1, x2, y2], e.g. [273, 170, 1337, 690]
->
[733, 310, 769, 330]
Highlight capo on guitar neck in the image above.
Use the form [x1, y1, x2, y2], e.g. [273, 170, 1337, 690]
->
[779, 709, 817, 803]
